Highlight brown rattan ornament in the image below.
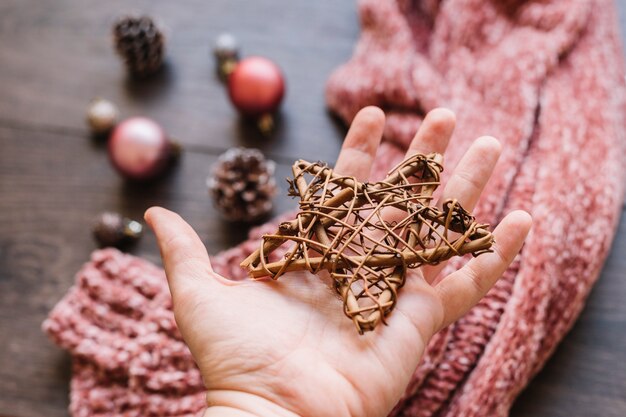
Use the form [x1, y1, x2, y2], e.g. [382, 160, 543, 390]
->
[241, 153, 494, 334]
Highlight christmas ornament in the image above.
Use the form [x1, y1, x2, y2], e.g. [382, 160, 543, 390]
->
[108, 117, 179, 180]
[213, 32, 239, 80]
[92, 212, 143, 248]
[113, 15, 165, 77]
[207, 147, 277, 222]
[241, 153, 493, 334]
[86, 98, 119, 135]
[227, 56, 285, 133]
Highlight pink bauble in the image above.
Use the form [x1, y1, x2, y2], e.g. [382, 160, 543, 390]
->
[108, 117, 171, 180]
[227, 56, 285, 117]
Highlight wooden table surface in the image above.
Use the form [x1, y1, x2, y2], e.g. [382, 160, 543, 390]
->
[1, 1, 625, 416]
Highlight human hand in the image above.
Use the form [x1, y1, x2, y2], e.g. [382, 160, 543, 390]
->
[145, 107, 532, 417]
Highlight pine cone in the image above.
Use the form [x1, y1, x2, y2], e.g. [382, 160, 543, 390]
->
[208, 148, 277, 222]
[113, 16, 165, 77]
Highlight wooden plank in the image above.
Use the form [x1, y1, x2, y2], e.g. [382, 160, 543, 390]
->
[0, 0, 353, 163]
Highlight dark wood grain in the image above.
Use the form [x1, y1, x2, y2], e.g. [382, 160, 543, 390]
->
[0, 0, 354, 163]
[0, 1, 625, 417]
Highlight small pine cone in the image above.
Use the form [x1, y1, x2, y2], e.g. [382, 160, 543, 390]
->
[113, 16, 165, 77]
[208, 148, 277, 222]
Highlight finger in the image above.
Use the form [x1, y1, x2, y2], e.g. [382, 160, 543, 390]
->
[405, 108, 455, 159]
[334, 106, 385, 180]
[380, 108, 456, 225]
[422, 136, 502, 282]
[434, 210, 532, 329]
[437, 136, 501, 210]
[144, 207, 218, 299]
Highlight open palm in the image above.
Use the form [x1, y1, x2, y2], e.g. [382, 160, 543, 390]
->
[145, 107, 531, 417]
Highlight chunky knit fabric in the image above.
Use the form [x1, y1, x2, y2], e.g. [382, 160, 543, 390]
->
[326, 1, 626, 416]
[44, 0, 626, 416]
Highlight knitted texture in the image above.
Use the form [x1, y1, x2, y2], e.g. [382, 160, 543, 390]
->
[43, 0, 626, 416]
[326, 1, 626, 416]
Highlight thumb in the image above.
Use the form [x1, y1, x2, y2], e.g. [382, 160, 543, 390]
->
[144, 206, 217, 300]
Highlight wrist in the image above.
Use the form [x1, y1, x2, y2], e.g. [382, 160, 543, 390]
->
[203, 389, 301, 417]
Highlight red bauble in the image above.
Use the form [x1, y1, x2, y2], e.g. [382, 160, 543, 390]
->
[108, 117, 173, 180]
[227, 56, 285, 117]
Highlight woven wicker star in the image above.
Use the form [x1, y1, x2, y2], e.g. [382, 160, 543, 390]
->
[241, 153, 494, 334]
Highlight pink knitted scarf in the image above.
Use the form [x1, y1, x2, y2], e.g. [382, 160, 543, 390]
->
[44, 0, 626, 416]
